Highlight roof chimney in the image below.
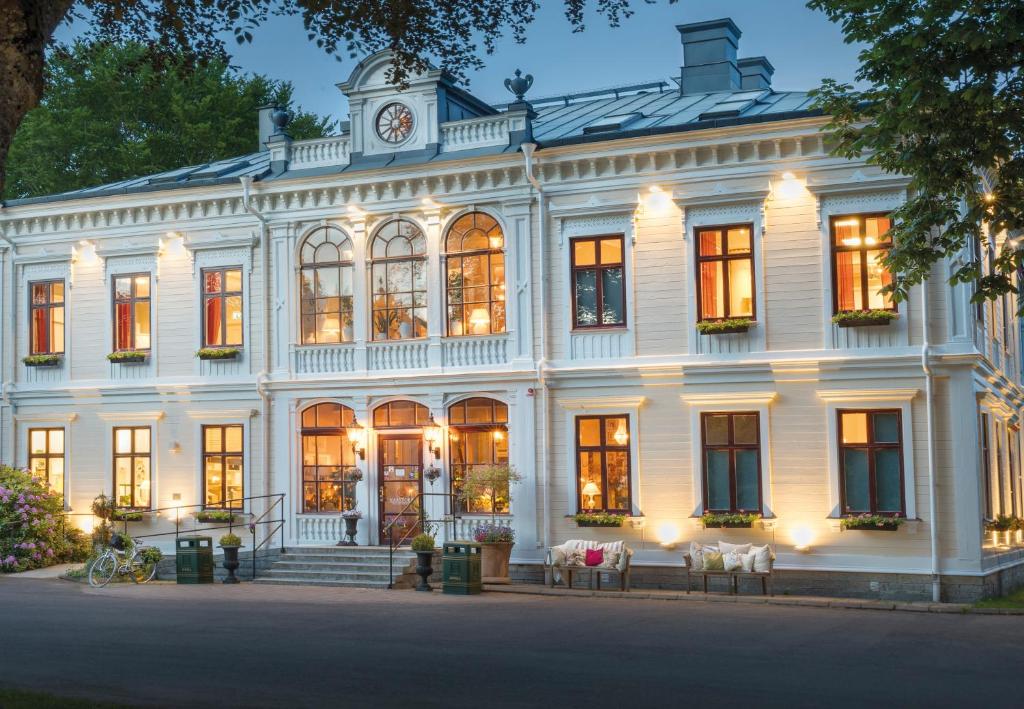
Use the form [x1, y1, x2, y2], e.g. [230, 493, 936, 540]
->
[677, 18, 741, 94]
[257, 104, 276, 152]
[738, 57, 774, 90]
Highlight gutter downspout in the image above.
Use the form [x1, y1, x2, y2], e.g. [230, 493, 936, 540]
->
[0, 212, 15, 464]
[521, 142, 551, 551]
[241, 178, 273, 516]
[922, 272, 941, 602]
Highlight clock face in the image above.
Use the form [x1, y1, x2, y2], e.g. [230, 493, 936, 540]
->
[375, 102, 414, 144]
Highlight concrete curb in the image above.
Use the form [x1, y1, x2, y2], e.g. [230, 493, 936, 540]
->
[481, 583, 1024, 615]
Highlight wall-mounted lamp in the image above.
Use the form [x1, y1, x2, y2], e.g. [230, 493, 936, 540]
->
[347, 416, 367, 460]
[792, 524, 814, 553]
[347, 205, 364, 218]
[775, 171, 804, 200]
[169, 441, 182, 454]
[421, 197, 438, 209]
[656, 521, 681, 550]
[423, 414, 442, 460]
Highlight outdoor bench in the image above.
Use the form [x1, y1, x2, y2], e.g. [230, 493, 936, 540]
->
[545, 539, 634, 591]
[683, 543, 775, 596]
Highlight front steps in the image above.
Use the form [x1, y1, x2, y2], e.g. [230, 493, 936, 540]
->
[253, 546, 418, 589]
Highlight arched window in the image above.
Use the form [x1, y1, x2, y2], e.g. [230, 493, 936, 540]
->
[370, 219, 427, 340]
[299, 227, 354, 344]
[445, 212, 506, 336]
[300, 403, 358, 513]
[372, 400, 431, 428]
[448, 397, 509, 513]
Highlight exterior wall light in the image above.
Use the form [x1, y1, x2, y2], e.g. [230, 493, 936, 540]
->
[657, 521, 680, 550]
[423, 414, 442, 460]
[347, 417, 367, 460]
[776, 171, 804, 200]
[792, 524, 814, 553]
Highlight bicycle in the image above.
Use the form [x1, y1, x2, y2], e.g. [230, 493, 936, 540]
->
[87, 532, 161, 587]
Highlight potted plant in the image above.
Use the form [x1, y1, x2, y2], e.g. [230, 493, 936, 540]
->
[458, 463, 522, 583]
[840, 513, 905, 531]
[573, 512, 626, 528]
[696, 318, 753, 335]
[90, 494, 115, 550]
[424, 467, 441, 486]
[107, 350, 148, 364]
[701, 512, 761, 529]
[219, 533, 243, 584]
[195, 510, 241, 524]
[339, 509, 361, 546]
[23, 354, 62, 367]
[410, 532, 436, 592]
[111, 509, 144, 522]
[831, 309, 898, 328]
[196, 347, 240, 361]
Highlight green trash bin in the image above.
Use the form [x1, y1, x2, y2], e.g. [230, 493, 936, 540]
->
[442, 541, 482, 595]
[176, 535, 214, 584]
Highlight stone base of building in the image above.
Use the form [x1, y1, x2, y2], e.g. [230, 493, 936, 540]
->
[156, 548, 282, 582]
[510, 560, 1024, 604]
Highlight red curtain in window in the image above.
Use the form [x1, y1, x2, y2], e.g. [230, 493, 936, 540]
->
[700, 263, 718, 318]
[837, 254, 854, 311]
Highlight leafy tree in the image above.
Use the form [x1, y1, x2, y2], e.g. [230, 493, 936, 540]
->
[0, 1, 641, 195]
[810, 0, 1024, 308]
[4, 41, 332, 200]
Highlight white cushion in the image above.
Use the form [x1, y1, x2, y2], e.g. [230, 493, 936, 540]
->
[688, 542, 717, 571]
[750, 545, 772, 573]
[599, 551, 622, 569]
[723, 551, 744, 572]
[718, 541, 752, 555]
[740, 551, 756, 573]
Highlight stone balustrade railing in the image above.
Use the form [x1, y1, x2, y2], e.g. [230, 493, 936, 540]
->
[290, 136, 351, 170]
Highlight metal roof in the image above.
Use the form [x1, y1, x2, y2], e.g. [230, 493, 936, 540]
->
[4, 82, 815, 207]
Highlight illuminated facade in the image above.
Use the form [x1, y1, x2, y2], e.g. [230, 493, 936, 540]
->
[0, 18, 1021, 600]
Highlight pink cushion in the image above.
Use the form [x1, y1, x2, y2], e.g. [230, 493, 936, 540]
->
[585, 548, 604, 567]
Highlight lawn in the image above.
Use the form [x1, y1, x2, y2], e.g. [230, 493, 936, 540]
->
[975, 588, 1024, 609]
[0, 688, 136, 708]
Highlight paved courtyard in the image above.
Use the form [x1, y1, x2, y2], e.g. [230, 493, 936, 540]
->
[0, 578, 1021, 708]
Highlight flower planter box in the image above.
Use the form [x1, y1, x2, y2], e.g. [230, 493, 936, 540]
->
[703, 521, 754, 529]
[697, 320, 753, 336]
[23, 355, 62, 368]
[843, 523, 900, 531]
[111, 511, 144, 522]
[832, 311, 898, 328]
[574, 516, 626, 528]
[836, 317, 893, 328]
[196, 512, 242, 524]
[197, 348, 240, 361]
[841, 516, 903, 532]
[107, 352, 147, 364]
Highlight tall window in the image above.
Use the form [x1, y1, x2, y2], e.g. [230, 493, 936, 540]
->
[203, 425, 244, 509]
[576, 415, 631, 513]
[370, 219, 427, 340]
[572, 236, 625, 329]
[113, 274, 151, 351]
[203, 268, 243, 347]
[449, 398, 509, 513]
[980, 412, 993, 518]
[831, 214, 894, 313]
[29, 280, 65, 355]
[113, 426, 151, 509]
[445, 212, 506, 336]
[701, 412, 761, 513]
[301, 403, 358, 513]
[696, 225, 754, 321]
[300, 227, 354, 344]
[838, 410, 903, 515]
[28, 428, 65, 499]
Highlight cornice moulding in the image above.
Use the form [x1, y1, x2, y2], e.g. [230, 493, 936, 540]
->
[97, 411, 166, 422]
[680, 391, 778, 406]
[14, 412, 79, 423]
[816, 388, 919, 403]
[557, 395, 648, 410]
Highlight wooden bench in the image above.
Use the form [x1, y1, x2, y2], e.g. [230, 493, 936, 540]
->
[683, 550, 774, 596]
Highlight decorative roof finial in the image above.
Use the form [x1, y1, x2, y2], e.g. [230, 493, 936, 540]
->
[504, 69, 533, 101]
[270, 106, 291, 135]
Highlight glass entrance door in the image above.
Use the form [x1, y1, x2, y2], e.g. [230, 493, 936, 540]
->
[378, 435, 423, 544]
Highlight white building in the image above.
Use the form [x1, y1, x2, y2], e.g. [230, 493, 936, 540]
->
[1, 18, 1021, 600]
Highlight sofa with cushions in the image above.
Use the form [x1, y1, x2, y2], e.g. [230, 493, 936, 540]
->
[545, 540, 633, 591]
[684, 541, 775, 595]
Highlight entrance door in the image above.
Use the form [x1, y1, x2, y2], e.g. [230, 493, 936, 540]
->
[378, 435, 424, 544]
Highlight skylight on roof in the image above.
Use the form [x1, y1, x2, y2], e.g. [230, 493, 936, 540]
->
[582, 112, 644, 134]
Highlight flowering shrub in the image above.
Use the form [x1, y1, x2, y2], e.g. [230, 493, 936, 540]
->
[473, 523, 515, 544]
[0, 465, 89, 572]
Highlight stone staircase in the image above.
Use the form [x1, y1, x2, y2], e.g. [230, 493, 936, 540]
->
[253, 546, 418, 589]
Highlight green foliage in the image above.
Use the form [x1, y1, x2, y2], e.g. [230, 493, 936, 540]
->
[196, 510, 240, 523]
[841, 514, 905, 530]
[701, 512, 762, 528]
[830, 309, 899, 326]
[196, 347, 240, 360]
[0, 465, 85, 572]
[4, 40, 333, 200]
[220, 533, 243, 547]
[106, 351, 148, 363]
[140, 547, 163, 565]
[457, 464, 522, 521]
[975, 588, 1024, 610]
[410, 533, 436, 552]
[573, 512, 625, 527]
[985, 514, 1021, 533]
[111, 510, 144, 522]
[809, 1, 1024, 310]
[695, 318, 753, 335]
[22, 354, 62, 366]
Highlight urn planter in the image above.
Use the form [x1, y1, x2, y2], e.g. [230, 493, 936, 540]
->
[220, 545, 241, 584]
[414, 550, 434, 591]
[338, 516, 359, 546]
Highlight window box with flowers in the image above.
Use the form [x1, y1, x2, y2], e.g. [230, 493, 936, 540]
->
[23, 354, 63, 368]
[195, 510, 243, 524]
[831, 310, 898, 328]
[840, 513, 905, 531]
[696, 319, 754, 336]
[107, 351, 148, 364]
[573, 512, 626, 528]
[196, 347, 240, 361]
[701, 512, 761, 529]
[111, 509, 145, 522]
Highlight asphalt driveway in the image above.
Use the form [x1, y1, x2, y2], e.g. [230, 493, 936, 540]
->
[0, 578, 1019, 708]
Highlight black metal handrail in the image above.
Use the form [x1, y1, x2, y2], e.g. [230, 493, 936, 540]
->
[384, 491, 463, 589]
[81, 493, 286, 580]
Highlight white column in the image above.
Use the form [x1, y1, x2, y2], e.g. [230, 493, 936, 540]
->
[502, 199, 534, 365]
[424, 207, 443, 368]
[348, 216, 369, 372]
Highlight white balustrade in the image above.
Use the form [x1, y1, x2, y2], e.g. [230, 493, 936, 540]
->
[290, 136, 351, 169]
[367, 340, 429, 371]
[442, 335, 510, 368]
[296, 514, 344, 545]
[292, 344, 357, 375]
[449, 515, 510, 542]
[440, 115, 511, 152]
